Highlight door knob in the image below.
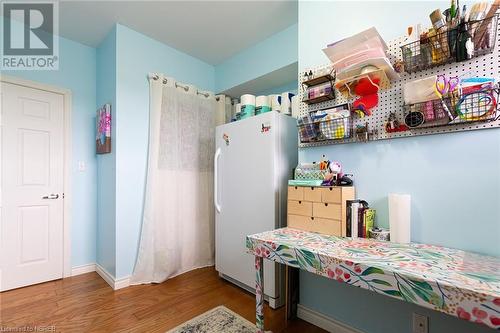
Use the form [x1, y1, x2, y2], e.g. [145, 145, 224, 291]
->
[42, 194, 59, 199]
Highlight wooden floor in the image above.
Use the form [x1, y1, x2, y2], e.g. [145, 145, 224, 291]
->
[0, 267, 325, 333]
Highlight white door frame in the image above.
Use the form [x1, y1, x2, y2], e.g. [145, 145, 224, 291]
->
[1, 74, 73, 278]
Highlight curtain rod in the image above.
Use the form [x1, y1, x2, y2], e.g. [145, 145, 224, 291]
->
[150, 74, 219, 100]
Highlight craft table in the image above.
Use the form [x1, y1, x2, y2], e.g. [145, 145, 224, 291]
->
[246, 228, 500, 332]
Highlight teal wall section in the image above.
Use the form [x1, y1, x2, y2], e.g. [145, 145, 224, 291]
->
[113, 24, 215, 279]
[96, 26, 117, 276]
[2, 30, 98, 268]
[298, 1, 499, 332]
[215, 24, 298, 93]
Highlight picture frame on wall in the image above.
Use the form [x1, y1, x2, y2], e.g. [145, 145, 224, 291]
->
[96, 103, 112, 154]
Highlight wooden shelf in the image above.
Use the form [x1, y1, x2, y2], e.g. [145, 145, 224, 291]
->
[302, 93, 335, 105]
[302, 74, 335, 87]
[247, 227, 500, 330]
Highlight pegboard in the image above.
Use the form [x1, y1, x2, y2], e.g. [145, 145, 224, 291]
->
[298, 14, 500, 148]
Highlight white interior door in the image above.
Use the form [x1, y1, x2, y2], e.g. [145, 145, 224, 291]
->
[1, 82, 64, 292]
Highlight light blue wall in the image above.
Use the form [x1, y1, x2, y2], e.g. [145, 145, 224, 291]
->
[96, 26, 117, 276]
[300, 270, 494, 333]
[255, 80, 299, 96]
[298, 2, 499, 333]
[94, 22, 298, 279]
[2, 32, 98, 268]
[113, 24, 215, 279]
[215, 24, 298, 93]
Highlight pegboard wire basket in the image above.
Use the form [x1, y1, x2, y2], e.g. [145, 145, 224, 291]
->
[401, 15, 499, 73]
[403, 86, 500, 128]
[335, 68, 391, 98]
[298, 114, 352, 143]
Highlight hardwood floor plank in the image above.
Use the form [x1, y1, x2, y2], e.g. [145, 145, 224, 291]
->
[0, 267, 325, 333]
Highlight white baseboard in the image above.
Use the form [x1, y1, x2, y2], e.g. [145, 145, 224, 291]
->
[297, 304, 364, 333]
[95, 264, 130, 290]
[114, 275, 131, 290]
[71, 263, 96, 276]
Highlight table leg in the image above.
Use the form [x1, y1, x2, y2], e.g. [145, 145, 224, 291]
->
[255, 255, 264, 333]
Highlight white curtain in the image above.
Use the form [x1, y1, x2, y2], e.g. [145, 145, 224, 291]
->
[131, 74, 220, 284]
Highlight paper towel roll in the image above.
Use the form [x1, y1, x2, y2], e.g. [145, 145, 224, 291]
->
[255, 96, 271, 115]
[225, 96, 232, 123]
[388, 193, 411, 243]
[291, 95, 299, 118]
[229, 99, 238, 122]
[234, 103, 241, 121]
[280, 92, 294, 115]
[240, 94, 256, 106]
[256, 95, 270, 107]
[240, 94, 255, 119]
[269, 95, 280, 112]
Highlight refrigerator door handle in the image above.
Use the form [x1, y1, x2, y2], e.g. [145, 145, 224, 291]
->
[214, 147, 222, 213]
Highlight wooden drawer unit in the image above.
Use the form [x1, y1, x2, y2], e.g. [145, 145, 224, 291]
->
[287, 185, 355, 237]
[312, 202, 341, 220]
[288, 200, 312, 216]
[288, 186, 304, 201]
[303, 186, 322, 202]
[288, 215, 342, 236]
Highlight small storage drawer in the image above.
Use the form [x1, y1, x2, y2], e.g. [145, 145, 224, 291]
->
[288, 200, 312, 216]
[311, 217, 342, 236]
[304, 186, 322, 202]
[312, 202, 342, 220]
[288, 214, 341, 236]
[288, 186, 304, 201]
[321, 187, 342, 203]
[288, 214, 312, 231]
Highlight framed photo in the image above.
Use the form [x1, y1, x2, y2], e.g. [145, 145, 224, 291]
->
[96, 103, 111, 154]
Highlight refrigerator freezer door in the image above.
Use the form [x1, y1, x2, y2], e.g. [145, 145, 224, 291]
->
[215, 112, 278, 298]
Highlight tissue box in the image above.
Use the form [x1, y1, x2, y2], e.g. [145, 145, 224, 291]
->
[294, 163, 328, 180]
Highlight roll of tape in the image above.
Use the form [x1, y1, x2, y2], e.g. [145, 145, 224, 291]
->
[369, 227, 390, 241]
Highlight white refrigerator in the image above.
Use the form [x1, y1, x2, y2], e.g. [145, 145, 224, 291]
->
[214, 111, 298, 309]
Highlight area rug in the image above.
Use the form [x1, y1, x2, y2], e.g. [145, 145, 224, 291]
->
[166, 306, 256, 333]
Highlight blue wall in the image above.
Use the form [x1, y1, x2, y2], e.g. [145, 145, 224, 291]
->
[298, 1, 499, 333]
[255, 80, 299, 96]
[96, 26, 117, 276]
[113, 24, 215, 279]
[215, 24, 298, 93]
[3, 33, 98, 268]
[93, 22, 298, 279]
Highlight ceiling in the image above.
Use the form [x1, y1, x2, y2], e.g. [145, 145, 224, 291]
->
[58, 0, 298, 65]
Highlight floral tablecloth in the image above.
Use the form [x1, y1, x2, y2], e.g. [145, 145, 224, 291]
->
[246, 227, 500, 329]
